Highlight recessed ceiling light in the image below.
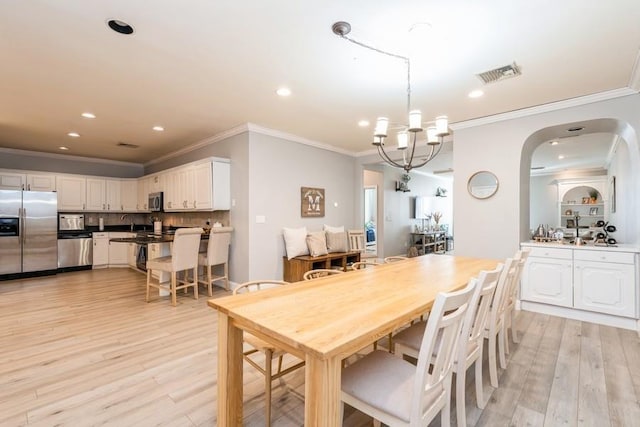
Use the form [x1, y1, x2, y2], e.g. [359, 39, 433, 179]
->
[358, 120, 370, 127]
[152, 126, 165, 132]
[67, 132, 80, 138]
[107, 19, 134, 35]
[81, 112, 96, 119]
[550, 140, 559, 145]
[468, 89, 484, 98]
[276, 87, 291, 97]
[59, 146, 69, 151]
[558, 155, 565, 160]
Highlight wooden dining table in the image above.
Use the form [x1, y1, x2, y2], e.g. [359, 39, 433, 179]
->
[208, 254, 499, 426]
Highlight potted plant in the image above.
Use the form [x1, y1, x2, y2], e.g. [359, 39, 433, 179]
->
[588, 189, 598, 204]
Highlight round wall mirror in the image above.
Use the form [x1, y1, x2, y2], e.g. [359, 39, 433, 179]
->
[468, 171, 499, 199]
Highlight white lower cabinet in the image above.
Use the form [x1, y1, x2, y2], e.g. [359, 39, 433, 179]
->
[522, 253, 573, 308]
[108, 233, 135, 267]
[573, 251, 636, 317]
[522, 245, 638, 320]
[92, 232, 109, 268]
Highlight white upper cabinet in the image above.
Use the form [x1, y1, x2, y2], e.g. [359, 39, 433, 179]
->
[58, 175, 87, 211]
[211, 160, 231, 210]
[160, 159, 230, 212]
[0, 171, 56, 191]
[0, 172, 25, 190]
[0, 157, 230, 212]
[105, 179, 121, 211]
[137, 176, 150, 211]
[27, 174, 56, 192]
[121, 179, 138, 212]
[86, 178, 107, 211]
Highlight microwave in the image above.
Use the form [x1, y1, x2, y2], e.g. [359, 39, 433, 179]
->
[149, 192, 163, 212]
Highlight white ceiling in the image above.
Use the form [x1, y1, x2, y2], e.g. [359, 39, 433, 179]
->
[1, 1, 639, 170]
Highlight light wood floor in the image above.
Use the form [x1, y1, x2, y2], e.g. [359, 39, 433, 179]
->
[1, 269, 639, 426]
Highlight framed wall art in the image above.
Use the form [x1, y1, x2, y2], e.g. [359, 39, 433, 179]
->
[301, 187, 325, 217]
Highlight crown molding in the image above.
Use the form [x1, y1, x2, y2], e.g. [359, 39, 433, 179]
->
[450, 87, 638, 131]
[144, 123, 251, 167]
[145, 122, 358, 168]
[246, 123, 356, 156]
[0, 146, 143, 168]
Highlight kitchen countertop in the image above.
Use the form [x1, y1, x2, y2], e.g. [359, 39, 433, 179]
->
[521, 241, 640, 253]
[109, 226, 233, 245]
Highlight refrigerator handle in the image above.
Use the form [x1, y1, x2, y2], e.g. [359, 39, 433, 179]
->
[18, 207, 23, 244]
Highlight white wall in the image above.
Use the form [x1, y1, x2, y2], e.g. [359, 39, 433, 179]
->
[359, 164, 453, 258]
[453, 94, 640, 260]
[247, 132, 357, 280]
[145, 131, 251, 283]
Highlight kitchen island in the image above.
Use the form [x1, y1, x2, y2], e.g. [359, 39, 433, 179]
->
[520, 241, 640, 331]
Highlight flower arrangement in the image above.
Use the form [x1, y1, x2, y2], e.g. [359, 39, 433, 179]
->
[432, 211, 442, 226]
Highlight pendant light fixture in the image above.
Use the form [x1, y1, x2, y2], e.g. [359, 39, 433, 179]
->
[332, 21, 450, 173]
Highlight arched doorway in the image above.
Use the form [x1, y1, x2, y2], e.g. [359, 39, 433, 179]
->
[519, 118, 640, 245]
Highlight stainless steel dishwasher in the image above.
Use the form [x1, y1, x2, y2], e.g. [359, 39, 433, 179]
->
[57, 214, 93, 270]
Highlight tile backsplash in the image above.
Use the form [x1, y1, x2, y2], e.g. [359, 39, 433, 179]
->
[83, 210, 230, 229]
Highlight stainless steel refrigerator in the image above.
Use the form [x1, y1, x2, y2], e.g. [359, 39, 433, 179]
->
[0, 190, 58, 276]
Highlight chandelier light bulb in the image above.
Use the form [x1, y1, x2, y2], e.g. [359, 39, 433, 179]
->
[426, 126, 439, 145]
[374, 117, 389, 138]
[435, 115, 449, 136]
[397, 131, 409, 150]
[409, 110, 422, 132]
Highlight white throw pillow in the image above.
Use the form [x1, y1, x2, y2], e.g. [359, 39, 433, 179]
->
[283, 227, 309, 260]
[326, 231, 348, 253]
[306, 231, 329, 257]
[323, 224, 345, 233]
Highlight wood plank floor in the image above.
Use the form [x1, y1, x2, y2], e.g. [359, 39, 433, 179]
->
[1, 268, 639, 426]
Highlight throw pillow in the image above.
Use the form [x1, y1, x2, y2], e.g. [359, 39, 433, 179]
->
[323, 224, 345, 233]
[306, 231, 328, 257]
[326, 231, 348, 253]
[283, 227, 309, 260]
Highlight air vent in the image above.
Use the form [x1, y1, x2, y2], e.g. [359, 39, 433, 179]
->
[117, 142, 139, 149]
[476, 62, 521, 84]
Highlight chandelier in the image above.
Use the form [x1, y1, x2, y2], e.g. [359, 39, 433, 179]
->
[331, 21, 450, 173]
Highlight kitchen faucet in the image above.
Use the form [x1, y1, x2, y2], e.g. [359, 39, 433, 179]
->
[120, 214, 134, 231]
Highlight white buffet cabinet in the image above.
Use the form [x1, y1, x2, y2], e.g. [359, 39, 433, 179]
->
[521, 242, 640, 330]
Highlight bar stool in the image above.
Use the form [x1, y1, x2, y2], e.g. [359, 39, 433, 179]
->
[146, 227, 203, 306]
[198, 229, 231, 295]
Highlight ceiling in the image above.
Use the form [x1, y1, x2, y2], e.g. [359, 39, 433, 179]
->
[1, 1, 639, 171]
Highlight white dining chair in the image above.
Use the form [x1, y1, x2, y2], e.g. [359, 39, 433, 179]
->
[234, 280, 305, 426]
[145, 227, 203, 306]
[197, 229, 231, 295]
[340, 281, 475, 427]
[393, 264, 503, 427]
[504, 249, 530, 350]
[347, 229, 366, 254]
[484, 257, 519, 388]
